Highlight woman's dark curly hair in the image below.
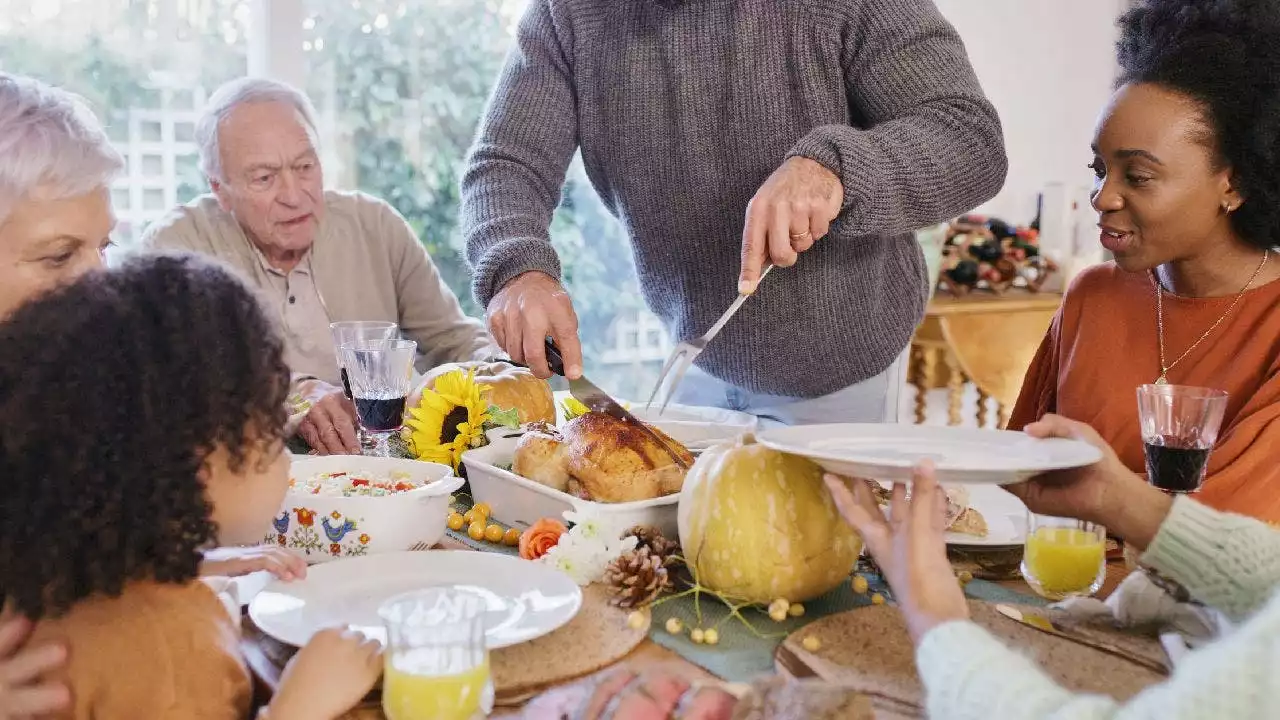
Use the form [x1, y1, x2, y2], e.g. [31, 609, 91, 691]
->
[0, 253, 290, 619]
[1118, 0, 1280, 249]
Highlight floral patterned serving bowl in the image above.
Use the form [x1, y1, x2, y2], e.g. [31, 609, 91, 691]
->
[264, 455, 462, 564]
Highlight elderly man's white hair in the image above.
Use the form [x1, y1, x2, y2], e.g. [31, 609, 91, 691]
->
[196, 77, 321, 183]
[0, 74, 124, 228]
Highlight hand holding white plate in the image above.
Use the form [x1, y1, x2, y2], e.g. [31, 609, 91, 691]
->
[757, 424, 1102, 485]
[248, 551, 582, 649]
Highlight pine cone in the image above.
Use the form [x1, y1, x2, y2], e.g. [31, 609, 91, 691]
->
[623, 525, 681, 566]
[603, 546, 672, 609]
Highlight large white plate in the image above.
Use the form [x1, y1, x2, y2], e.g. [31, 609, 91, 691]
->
[944, 484, 1028, 546]
[248, 551, 582, 649]
[758, 424, 1102, 485]
[866, 481, 1028, 547]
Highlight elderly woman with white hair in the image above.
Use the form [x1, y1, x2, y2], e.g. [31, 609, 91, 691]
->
[0, 72, 309, 717]
[0, 74, 120, 320]
[0, 70, 120, 718]
[141, 77, 499, 455]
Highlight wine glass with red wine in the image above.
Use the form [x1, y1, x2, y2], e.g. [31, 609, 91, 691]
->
[1136, 384, 1228, 494]
[340, 339, 418, 456]
[329, 321, 400, 398]
[329, 322, 400, 449]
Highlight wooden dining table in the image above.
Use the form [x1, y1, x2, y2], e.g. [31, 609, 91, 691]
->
[240, 537, 1133, 718]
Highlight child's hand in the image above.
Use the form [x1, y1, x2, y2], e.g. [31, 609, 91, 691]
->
[0, 615, 70, 719]
[200, 546, 307, 582]
[269, 627, 382, 720]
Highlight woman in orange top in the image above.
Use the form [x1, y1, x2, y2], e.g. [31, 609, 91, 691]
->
[1009, 2, 1280, 523]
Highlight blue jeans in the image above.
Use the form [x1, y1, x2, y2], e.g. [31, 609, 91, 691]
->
[672, 352, 906, 428]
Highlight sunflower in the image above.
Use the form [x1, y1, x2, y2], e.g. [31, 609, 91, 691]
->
[404, 368, 491, 471]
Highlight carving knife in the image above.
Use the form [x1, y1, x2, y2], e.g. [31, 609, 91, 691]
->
[543, 338, 690, 469]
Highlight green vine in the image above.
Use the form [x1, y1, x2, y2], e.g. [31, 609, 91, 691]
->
[648, 555, 790, 641]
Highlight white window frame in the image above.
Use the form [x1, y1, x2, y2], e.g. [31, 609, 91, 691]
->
[248, 0, 306, 87]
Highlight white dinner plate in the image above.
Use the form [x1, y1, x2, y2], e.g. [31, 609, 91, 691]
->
[944, 484, 1028, 546]
[248, 551, 582, 649]
[757, 424, 1102, 485]
[866, 481, 1029, 547]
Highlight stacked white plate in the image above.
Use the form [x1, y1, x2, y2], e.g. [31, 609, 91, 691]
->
[758, 423, 1104, 548]
[248, 551, 583, 648]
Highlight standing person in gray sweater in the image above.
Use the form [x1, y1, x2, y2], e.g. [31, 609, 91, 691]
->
[463, 0, 1007, 424]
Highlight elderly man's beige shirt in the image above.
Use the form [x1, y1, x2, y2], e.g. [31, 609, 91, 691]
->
[140, 190, 498, 386]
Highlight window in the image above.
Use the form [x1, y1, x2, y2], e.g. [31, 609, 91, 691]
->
[301, 0, 666, 398]
[143, 188, 167, 211]
[0, 0, 248, 244]
[140, 121, 163, 143]
[142, 154, 165, 177]
[5, 0, 667, 399]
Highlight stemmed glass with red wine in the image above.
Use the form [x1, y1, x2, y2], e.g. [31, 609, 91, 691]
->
[1136, 384, 1228, 494]
[340, 339, 417, 456]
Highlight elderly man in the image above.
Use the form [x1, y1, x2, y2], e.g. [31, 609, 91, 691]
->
[143, 77, 497, 454]
[465, 0, 1007, 425]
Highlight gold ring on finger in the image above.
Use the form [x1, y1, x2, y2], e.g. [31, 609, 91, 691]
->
[789, 231, 813, 241]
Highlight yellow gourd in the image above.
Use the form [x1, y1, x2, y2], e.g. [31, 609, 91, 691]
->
[677, 435, 861, 604]
[416, 361, 555, 425]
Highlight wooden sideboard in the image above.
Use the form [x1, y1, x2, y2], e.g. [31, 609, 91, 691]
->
[908, 292, 1062, 428]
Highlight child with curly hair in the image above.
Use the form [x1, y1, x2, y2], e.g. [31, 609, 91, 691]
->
[0, 253, 382, 718]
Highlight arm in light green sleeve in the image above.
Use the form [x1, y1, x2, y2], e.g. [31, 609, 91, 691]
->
[1141, 497, 1280, 622]
[917, 598, 1280, 720]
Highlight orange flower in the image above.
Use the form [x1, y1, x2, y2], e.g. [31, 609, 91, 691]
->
[330, 510, 342, 520]
[294, 508, 316, 527]
[359, 533, 370, 545]
[518, 518, 566, 561]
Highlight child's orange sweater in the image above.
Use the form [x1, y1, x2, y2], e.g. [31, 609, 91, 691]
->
[29, 579, 251, 719]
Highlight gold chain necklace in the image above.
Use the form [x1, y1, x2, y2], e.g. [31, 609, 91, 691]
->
[1153, 250, 1269, 385]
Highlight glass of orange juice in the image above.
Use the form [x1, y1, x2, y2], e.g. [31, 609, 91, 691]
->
[1021, 514, 1107, 600]
[379, 587, 493, 720]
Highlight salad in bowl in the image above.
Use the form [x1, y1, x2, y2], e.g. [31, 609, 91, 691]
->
[265, 455, 461, 563]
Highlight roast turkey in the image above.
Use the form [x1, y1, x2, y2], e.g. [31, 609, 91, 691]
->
[511, 422, 571, 492]
[511, 412, 693, 503]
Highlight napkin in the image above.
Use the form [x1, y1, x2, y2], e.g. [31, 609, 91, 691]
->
[1052, 570, 1228, 645]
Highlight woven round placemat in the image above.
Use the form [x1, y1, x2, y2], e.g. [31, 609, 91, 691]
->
[333, 583, 649, 717]
[776, 599, 1165, 716]
[490, 583, 650, 704]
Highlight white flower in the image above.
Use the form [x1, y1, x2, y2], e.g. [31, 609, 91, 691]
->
[541, 508, 649, 586]
[562, 509, 621, 543]
[539, 539, 604, 586]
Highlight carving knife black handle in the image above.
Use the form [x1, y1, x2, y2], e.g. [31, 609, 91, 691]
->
[543, 337, 567, 378]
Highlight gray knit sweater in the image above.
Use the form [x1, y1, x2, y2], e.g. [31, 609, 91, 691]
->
[462, 0, 1007, 397]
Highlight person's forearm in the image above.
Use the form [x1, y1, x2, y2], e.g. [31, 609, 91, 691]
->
[918, 611, 1280, 719]
[1098, 480, 1175, 552]
[917, 621, 1119, 720]
[461, 0, 577, 308]
[1140, 497, 1280, 621]
[787, 105, 1005, 236]
[786, 0, 1006, 236]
